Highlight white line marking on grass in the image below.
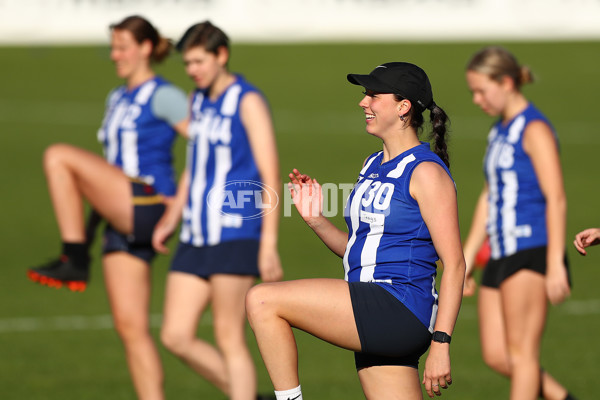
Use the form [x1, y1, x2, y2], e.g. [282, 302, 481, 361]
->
[0, 300, 597, 333]
[0, 312, 212, 334]
[558, 299, 600, 315]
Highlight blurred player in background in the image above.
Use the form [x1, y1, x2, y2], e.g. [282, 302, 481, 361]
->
[151, 21, 282, 400]
[462, 46, 576, 400]
[246, 62, 465, 400]
[27, 15, 188, 400]
[573, 228, 600, 255]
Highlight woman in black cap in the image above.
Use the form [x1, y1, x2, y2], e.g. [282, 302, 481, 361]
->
[247, 62, 465, 399]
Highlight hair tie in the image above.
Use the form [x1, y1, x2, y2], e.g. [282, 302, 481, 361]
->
[428, 101, 437, 111]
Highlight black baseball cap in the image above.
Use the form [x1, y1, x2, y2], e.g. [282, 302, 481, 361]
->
[347, 62, 434, 111]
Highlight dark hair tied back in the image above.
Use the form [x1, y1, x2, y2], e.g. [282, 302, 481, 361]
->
[429, 104, 450, 168]
[398, 94, 450, 168]
[110, 15, 173, 63]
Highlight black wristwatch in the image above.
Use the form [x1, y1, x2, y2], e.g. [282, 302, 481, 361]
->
[432, 331, 452, 344]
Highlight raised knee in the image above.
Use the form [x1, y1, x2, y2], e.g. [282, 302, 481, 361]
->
[43, 143, 72, 172]
[245, 283, 273, 326]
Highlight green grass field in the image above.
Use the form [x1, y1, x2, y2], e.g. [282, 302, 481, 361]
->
[1, 41, 599, 399]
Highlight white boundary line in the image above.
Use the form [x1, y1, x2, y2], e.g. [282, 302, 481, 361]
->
[0, 312, 212, 334]
[0, 300, 598, 334]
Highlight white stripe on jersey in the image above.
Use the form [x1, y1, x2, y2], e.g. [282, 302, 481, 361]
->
[207, 145, 232, 246]
[507, 115, 525, 144]
[359, 210, 385, 282]
[121, 130, 139, 177]
[428, 276, 439, 333]
[359, 153, 381, 176]
[135, 81, 156, 105]
[105, 102, 128, 164]
[180, 143, 195, 243]
[500, 170, 518, 256]
[343, 179, 372, 280]
[221, 84, 242, 116]
[386, 154, 416, 178]
[486, 141, 503, 259]
[189, 127, 210, 247]
[180, 206, 192, 243]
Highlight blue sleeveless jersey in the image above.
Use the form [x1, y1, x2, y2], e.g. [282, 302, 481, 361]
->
[97, 76, 178, 195]
[343, 142, 452, 331]
[180, 75, 263, 247]
[484, 103, 556, 259]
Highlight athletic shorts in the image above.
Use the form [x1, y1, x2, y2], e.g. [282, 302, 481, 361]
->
[102, 180, 165, 263]
[349, 281, 432, 370]
[481, 246, 571, 289]
[170, 239, 260, 279]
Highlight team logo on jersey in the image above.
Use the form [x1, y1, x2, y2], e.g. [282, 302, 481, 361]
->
[206, 180, 279, 220]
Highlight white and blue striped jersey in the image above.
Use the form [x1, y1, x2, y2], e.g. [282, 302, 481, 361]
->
[484, 103, 555, 259]
[97, 76, 185, 196]
[180, 75, 263, 247]
[344, 142, 452, 331]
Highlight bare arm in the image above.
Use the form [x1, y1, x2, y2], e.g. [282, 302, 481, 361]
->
[172, 91, 192, 139]
[173, 92, 193, 139]
[152, 169, 190, 254]
[523, 120, 569, 305]
[410, 162, 465, 398]
[462, 184, 489, 296]
[173, 118, 189, 139]
[288, 169, 348, 257]
[241, 92, 283, 282]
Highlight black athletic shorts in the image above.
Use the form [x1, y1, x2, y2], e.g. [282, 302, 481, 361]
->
[170, 239, 260, 279]
[349, 281, 432, 370]
[481, 245, 571, 288]
[102, 180, 165, 263]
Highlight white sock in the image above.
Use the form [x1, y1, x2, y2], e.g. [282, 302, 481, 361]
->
[274, 385, 303, 400]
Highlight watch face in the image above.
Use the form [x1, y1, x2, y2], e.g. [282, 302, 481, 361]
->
[433, 331, 451, 343]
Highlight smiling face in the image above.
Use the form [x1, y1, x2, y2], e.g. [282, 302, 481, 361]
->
[465, 70, 512, 117]
[183, 46, 228, 89]
[359, 90, 408, 137]
[110, 29, 151, 80]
